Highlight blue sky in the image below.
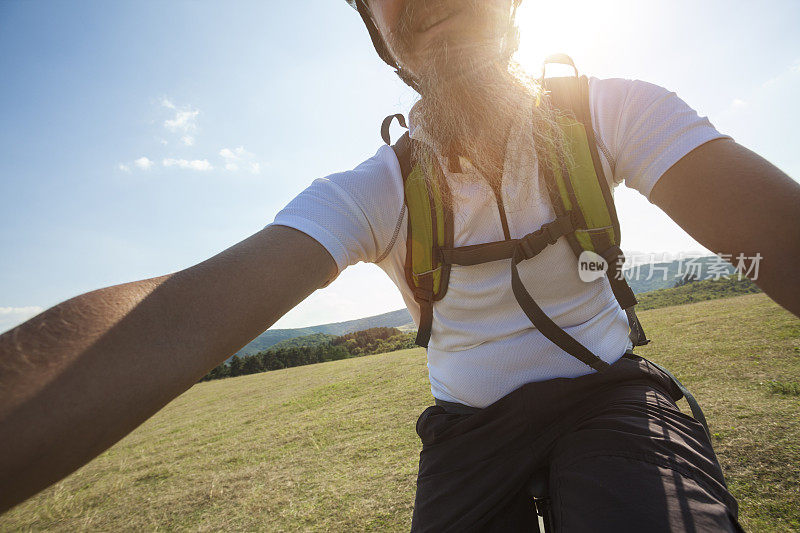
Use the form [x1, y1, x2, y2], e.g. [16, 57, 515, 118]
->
[1, 0, 798, 333]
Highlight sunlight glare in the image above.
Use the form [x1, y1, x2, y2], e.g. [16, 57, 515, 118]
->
[514, 0, 638, 76]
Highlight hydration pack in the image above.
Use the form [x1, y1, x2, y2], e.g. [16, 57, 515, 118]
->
[383, 55, 650, 372]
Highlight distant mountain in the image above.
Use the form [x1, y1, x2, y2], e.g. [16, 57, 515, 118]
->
[236, 308, 413, 356]
[624, 256, 735, 294]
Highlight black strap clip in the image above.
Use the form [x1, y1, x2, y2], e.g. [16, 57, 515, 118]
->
[516, 214, 575, 261]
[517, 233, 547, 261]
[544, 222, 561, 245]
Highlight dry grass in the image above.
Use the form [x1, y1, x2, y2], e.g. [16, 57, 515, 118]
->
[2, 293, 798, 531]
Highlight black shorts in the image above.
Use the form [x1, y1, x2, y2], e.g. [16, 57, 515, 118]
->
[410, 354, 743, 532]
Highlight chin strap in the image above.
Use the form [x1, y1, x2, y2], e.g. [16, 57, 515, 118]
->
[353, 0, 522, 95]
[354, 0, 422, 93]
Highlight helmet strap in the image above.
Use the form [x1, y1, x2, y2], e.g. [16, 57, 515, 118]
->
[355, 0, 423, 93]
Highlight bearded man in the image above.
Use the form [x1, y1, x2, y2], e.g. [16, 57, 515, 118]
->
[1, 0, 798, 531]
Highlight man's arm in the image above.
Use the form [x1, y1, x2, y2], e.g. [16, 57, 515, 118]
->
[0, 225, 337, 513]
[650, 138, 800, 317]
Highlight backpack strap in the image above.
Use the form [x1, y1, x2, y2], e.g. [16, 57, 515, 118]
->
[542, 70, 650, 348]
[543, 75, 619, 254]
[390, 130, 453, 348]
[386, 55, 651, 356]
[439, 212, 575, 266]
[392, 130, 414, 177]
[644, 357, 711, 440]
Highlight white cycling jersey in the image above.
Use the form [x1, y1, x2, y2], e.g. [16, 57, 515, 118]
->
[271, 77, 728, 408]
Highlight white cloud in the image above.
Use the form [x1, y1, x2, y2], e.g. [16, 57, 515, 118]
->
[0, 306, 43, 316]
[162, 158, 212, 171]
[117, 97, 264, 178]
[164, 109, 199, 133]
[219, 148, 235, 159]
[722, 61, 799, 118]
[134, 156, 154, 170]
[160, 97, 200, 147]
[160, 96, 176, 110]
[117, 157, 154, 173]
[219, 146, 261, 174]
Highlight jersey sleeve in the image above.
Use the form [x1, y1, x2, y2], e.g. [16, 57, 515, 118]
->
[589, 77, 731, 201]
[269, 144, 405, 276]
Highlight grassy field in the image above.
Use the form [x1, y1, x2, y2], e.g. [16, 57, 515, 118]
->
[636, 276, 761, 310]
[3, 293, 799, 531]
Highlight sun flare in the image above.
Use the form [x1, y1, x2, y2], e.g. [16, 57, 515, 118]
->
[515, 0, 637, 75]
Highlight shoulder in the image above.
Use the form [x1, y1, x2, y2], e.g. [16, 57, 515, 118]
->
[588, 76, 673, 107]
[586, 76, 728, 198]
[587, 76, 677, 141]
[328, 144, 403, 193]
[272, 144, 406, 272]
[289, 143, 404, 215]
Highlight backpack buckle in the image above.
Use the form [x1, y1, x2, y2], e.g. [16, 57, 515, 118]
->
[517, 231, 547, 260]
[516, 214, 574, 261]
[544, 223, 560, 245]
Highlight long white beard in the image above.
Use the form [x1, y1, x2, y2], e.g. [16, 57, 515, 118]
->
[387, 0, 568, 207]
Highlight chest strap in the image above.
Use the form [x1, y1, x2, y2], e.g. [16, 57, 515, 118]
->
[425, 210, 613, 371]
[438, 212, 576, 267]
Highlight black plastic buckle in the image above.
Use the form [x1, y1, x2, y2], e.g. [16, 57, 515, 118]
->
[517, 232, 545, 260]
[544, 222, 560, 245]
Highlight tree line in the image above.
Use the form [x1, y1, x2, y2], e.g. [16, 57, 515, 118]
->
[202, 327, 416, 381]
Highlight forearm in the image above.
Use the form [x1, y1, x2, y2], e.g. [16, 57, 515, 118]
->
[672, 183, 800, 316]
[652, 139, 800, 317]
[0, 226, 334, 512]
[0, 275, 183, 512]
[713, 226, 800, 317]
[739, 231, 800, 318]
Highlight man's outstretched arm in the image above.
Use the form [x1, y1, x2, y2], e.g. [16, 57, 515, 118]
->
[0, 225, 336, 513]
[650, 138, 800, 317]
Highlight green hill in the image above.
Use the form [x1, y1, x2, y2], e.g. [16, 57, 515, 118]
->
[207, 328, 416, 381]
[637, 276, 761, 310]
[4, 294, 798, 531]
[235, 308, 413, 356]
[268, 333, 336, 351]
